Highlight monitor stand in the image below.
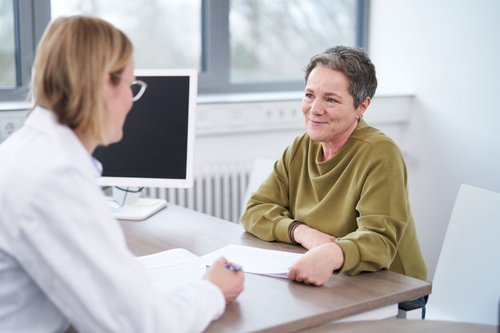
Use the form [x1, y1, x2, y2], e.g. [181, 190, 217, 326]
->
[105, 187, 167, 221]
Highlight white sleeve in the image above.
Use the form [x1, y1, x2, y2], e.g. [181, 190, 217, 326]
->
[15, 166, 225, 333]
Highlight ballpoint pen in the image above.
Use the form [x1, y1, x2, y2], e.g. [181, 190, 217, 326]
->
[224, 264, 243, 272]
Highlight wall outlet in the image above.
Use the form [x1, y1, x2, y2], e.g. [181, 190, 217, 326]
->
[0, 106, 29, 142]
[196, 99, 304, 135]
[2, 119, 18, 136]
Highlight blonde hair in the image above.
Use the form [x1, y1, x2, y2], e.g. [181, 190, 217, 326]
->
[32, 16, 133, 144]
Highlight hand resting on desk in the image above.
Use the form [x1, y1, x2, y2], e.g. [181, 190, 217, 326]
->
[204, 257, 245, 304]
[288, 242, 344, 286]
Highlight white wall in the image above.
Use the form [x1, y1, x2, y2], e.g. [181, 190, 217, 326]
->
[370, 0, 500, 279]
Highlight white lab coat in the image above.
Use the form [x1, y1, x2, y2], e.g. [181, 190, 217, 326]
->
[0, 107, 225, 333]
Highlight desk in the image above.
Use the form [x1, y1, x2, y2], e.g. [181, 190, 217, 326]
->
[120, 204, 431, 333]
[300, 319, 497, 333]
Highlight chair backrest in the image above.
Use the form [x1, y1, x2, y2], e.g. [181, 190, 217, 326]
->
[240, 158, 275, 218]
[426, 184, 500, 325]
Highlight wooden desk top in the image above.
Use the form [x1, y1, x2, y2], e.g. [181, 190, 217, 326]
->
[120, 204, 432, 333]
[300, 319, 497, 333]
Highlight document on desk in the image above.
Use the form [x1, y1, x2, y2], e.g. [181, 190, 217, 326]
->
[201, 244, 302, 278]
[136, 249, 206, 294]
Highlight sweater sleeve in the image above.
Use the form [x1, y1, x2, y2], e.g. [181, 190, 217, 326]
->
[335, 140, 411, 275]
[240, 146, 297, 243]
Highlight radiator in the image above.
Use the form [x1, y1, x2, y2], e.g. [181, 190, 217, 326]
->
[144, 161, 253, 223]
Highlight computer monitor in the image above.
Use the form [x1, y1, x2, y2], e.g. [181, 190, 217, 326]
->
[93, 69, 197, 220]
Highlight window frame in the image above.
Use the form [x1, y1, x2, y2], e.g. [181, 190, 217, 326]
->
[0, 0, 50, 102]
[2, 0, 368, 101]
[200, 0, 369, 94]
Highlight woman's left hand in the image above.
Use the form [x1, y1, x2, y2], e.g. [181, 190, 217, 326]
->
[293, 224, 336, 250]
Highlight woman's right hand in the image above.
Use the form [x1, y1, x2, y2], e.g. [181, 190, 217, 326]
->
[204, 257, 244, 304]
[288, 242, 344, 286]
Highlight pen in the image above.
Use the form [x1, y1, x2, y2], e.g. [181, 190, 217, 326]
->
[224, 264, 243, 272]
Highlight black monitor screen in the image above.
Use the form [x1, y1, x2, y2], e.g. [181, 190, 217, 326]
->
[93, 70, 196, 188]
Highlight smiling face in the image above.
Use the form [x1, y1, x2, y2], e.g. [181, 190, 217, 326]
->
[302, 66, 369, 159]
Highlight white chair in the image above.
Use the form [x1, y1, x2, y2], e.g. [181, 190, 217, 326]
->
[240, 158, 276, 218]
[425, 184, 500, 325]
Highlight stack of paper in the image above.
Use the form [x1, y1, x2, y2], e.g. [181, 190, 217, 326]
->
[136, 248, 205, 293]
[137, 245, 303, 292]
[201, 244, 302, 278]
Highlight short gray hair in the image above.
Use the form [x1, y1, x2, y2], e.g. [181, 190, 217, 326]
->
[305, 46, 377, 109]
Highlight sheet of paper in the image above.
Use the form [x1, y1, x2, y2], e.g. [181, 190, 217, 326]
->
[201, 244, 302, 278]
[136, 248, 205, 293]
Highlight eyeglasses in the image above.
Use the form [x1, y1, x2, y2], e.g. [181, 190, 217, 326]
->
[131, 80, 147, 102]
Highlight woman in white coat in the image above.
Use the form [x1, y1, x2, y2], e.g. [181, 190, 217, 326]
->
[0, 15, 244, 333]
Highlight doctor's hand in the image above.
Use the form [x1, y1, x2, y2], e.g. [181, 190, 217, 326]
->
[287, 242, 344, 286]
[204, 257, 245, 304]
[293, 224, 336, 250]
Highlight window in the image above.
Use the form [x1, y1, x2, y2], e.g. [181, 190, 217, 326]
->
[201, 0, 367, 94]
[50, 0, 201, 70]
[0, 0, 16, 88]
[2, 0, 367, 101]
[0, 0, 49, 102]
[230, 0, 360, 83]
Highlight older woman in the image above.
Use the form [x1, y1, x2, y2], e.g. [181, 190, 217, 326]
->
[241, 46, 427, 286]
[0, 16, 243, 332]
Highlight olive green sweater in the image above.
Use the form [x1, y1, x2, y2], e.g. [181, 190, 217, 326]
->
[241, 119, 427, 280]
